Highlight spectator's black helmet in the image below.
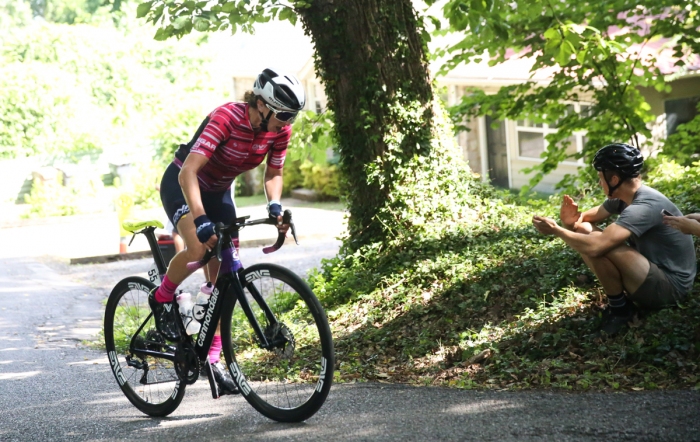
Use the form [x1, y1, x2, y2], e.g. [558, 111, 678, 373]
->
[593, 143, 643, 196]
[593, 143, 644, 178]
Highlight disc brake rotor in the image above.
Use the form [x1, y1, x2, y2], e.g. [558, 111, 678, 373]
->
[265, 323, 296, 359]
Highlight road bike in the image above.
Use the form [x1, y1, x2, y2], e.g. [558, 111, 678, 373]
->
[103, 210, 334, 422]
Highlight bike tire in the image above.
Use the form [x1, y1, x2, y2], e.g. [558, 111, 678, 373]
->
[104, 276, 185, 417]
[221, 263, 334, 422]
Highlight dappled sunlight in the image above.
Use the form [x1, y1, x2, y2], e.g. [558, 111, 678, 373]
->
[0, 370, 41, 380]
[36, 325, 66, 332]
[444, 399, 522, 415]
[318, 215, 668, 389]
[68, 356, 109, 366]
[146, 415, 223, 429]
[85, 395, 137, 406]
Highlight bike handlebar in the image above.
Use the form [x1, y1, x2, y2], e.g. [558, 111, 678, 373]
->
[185, 209, 298, 272]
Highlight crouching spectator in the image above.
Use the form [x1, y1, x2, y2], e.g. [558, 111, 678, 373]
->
[532, 143, 696, 336]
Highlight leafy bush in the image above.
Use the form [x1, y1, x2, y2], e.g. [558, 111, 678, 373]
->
[658, 102, 700, 167]
[22, 170, 110, 218]
[311, 159, 700, 391]
[282, 159, 305, 196]
[0, 17, 218, 164]
[299, 161, 340, 198]
[130, 161, 165, 209]
[281, 110, 341, 199]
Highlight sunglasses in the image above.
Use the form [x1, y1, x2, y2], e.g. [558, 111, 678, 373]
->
[264, 103, 298, 123]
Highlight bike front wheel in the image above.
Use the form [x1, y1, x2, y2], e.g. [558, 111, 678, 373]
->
[221, 263, 334, 422]
[103, 276, 185, 417]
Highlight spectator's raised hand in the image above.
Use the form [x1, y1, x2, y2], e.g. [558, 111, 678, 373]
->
[532, 215, 560, 236]
[663, 214, 700, 236]
[559, 195, 581, 229]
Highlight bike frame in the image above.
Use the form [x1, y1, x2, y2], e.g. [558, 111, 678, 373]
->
[129, 215, 289, 367]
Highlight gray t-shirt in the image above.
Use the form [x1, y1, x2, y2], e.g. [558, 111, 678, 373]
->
[602, 185, 696, 297]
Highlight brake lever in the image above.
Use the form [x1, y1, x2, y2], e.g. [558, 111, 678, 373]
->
[281, 210, 298, 244]
[215, 222, 224, 262]
[289, 221, 299, 245]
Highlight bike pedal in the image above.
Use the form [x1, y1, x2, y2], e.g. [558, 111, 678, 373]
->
[203, 358, 220, 399]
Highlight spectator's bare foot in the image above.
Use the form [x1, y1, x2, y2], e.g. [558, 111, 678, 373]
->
[559, 195, 580, 229]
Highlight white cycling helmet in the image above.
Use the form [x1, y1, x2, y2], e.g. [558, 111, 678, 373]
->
[253, 68, 306, 113]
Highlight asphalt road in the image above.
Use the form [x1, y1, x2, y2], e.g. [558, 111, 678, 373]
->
[1, 240, 700, 441]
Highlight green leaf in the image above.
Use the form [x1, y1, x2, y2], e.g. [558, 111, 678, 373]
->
[279, 6, 296, 22]
[543, 27, 560, 41]
[556, 41, 574, 66]
[428, 15, 442, 31]
[193, 18, 210, 32]
[136, 1, 154, 18]
[153, 27, 168, 41]
[575, 48, 588, 64]
[150, 4, 165, 24]
[222, 2, 237, 13]
[173, 15, 191, 30]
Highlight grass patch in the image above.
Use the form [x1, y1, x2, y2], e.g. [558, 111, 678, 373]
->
[235, 194, 268, 208]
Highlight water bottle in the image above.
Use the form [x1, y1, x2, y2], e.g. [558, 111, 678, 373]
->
[176, 292, 201, 335]
[193, 282, 214, 323]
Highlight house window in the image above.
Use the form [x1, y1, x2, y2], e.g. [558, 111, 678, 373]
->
[665, 96, 700, 136]
[516, 104, 588, 162]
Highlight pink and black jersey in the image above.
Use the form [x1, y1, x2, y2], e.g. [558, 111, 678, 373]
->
[173, 102, 290, 192]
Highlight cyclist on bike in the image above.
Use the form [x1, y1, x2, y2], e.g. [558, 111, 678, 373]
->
[532, 143, 695, 335]
[150, 68, 305, 393]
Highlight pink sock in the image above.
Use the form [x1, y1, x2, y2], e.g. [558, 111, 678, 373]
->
[209, 335, 222, 364]
[155, 275, 178, 303]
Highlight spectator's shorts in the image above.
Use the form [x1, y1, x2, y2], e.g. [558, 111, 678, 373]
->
[629, 261, 681, 309]
[160, 162, 237, 235]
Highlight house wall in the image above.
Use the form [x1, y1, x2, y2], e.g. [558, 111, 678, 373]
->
[639, 75, 700, 116]
[504, 119, 582, 193]
[448, 84, 577, 194]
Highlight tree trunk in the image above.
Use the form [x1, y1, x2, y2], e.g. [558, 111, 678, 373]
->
[299, 0, 468, 247]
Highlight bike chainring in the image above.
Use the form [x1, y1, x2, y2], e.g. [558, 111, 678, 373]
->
[265, 323, 296, 359]
[174, 341, 199, 385]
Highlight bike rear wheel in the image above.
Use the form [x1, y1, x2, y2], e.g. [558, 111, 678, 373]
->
[221, 263, 334, 422]
[104, 276, 185, 417]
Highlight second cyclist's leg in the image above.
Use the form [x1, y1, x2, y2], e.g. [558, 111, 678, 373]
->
[204, 189, 239, 394]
